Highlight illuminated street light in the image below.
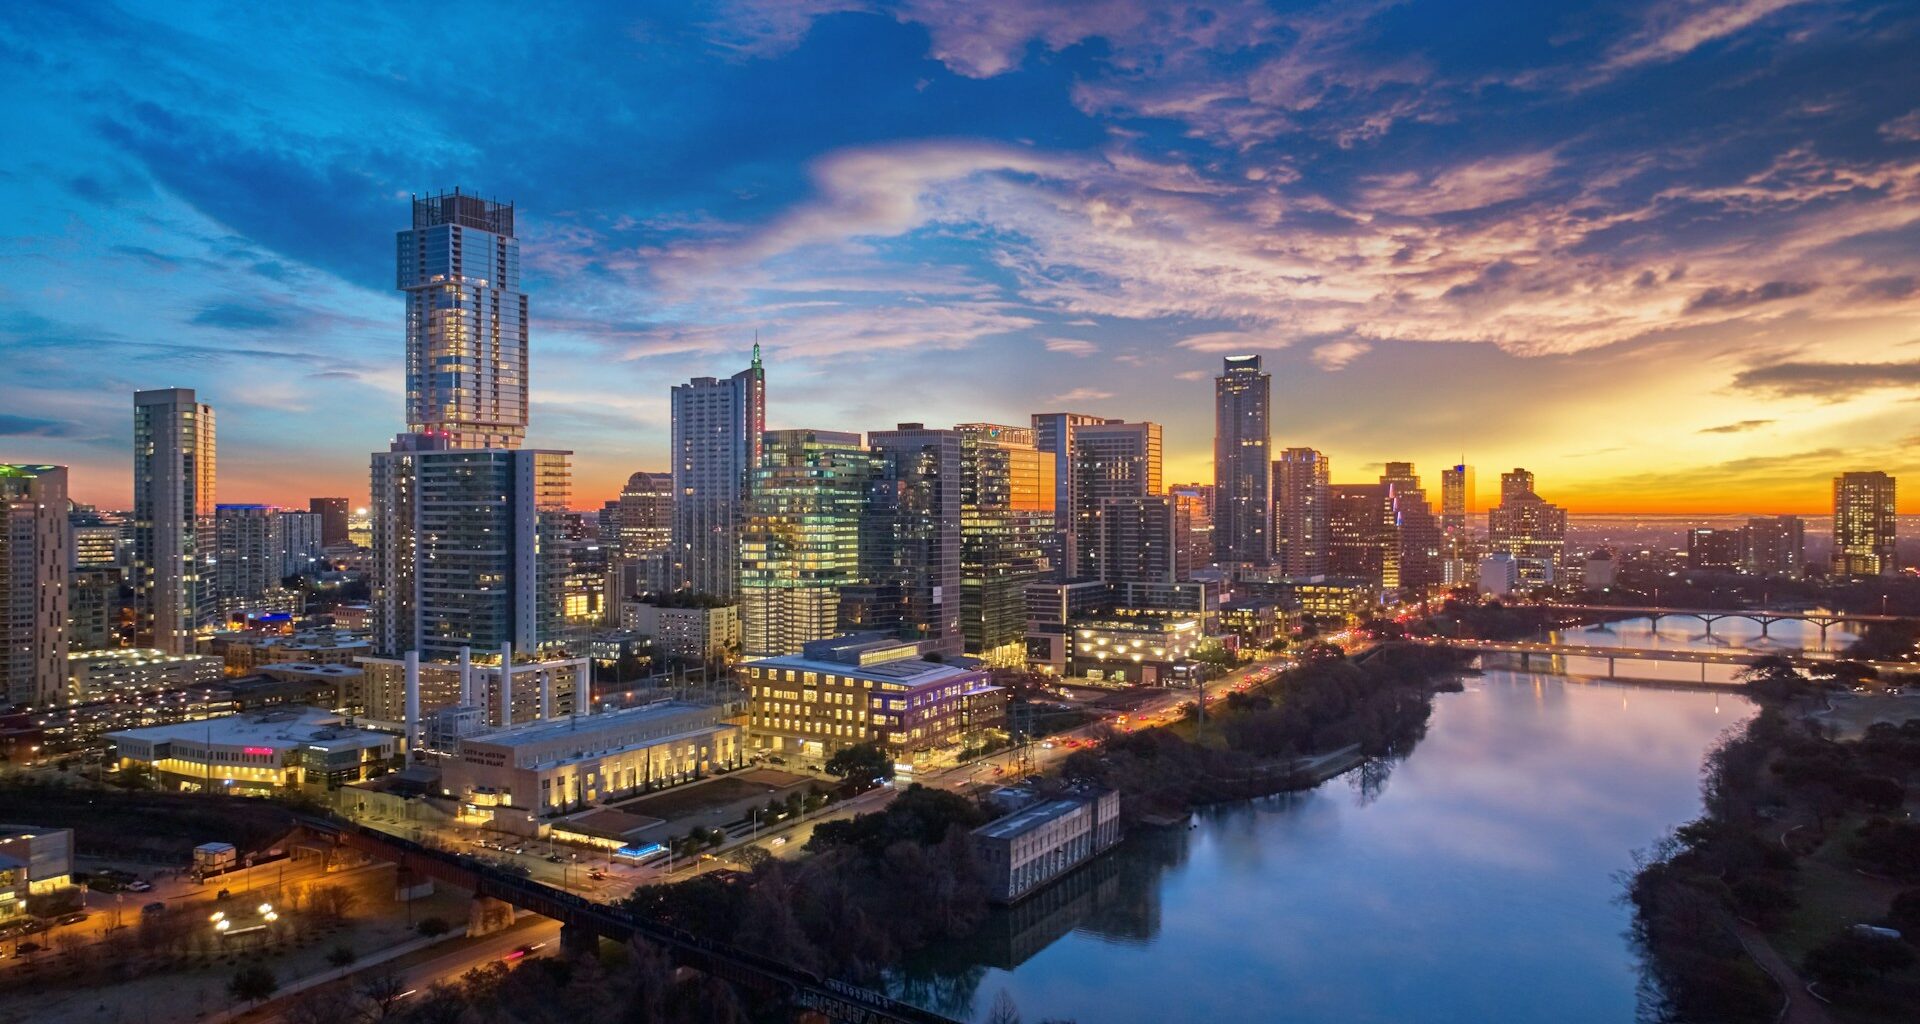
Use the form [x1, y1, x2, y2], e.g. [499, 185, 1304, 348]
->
[257, 903, 273, 915]
[214, 918, 230, 933]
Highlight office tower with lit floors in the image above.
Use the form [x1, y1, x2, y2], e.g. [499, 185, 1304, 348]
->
[1832, 472, 1897, 577]
[1273, 448, 1330, 577]
[399, 189, 528, 449]
[1213, 355, 1271, 566]
[671, 347, 766, 599]
[955, 424, 1056, 662]
[1486, 469, 1568, 588]
[1380, 463, 1443, 596]
[1033, 415, 1163, 583]
[846, 424, 965, 657]
[738, 430, 873, 657]
[133, 388, 216, 654]
[0, 465, 69, 706]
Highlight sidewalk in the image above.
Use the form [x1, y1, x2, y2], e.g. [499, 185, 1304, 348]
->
[1734, 921, 1833, 1024]
[206, 923, 468, 1024]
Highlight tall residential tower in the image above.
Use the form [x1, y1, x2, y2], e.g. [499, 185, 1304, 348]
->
[671, 346, 766, 599]
[1833, 472, 1897, 577]
[1272, 448, 1329, 576]
[133, 388, 215, 653]
[0, 465, 69, 705]
[399, 189, 527, 449]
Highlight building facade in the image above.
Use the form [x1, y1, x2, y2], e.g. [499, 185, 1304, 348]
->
[69, 648, 223, 700]
[620, 600, 741, 663]
[739, 429, 871, 657]
[1273, 448, 1329, 577]
[851, 425, 965, 656]
[309, 498, 351, 548]
[0, 465, 68, 706]
[611, 470, 673, 602]
[107, 707, 398, 794]
[1832, 472, 1897, 577]
[670, 347, 766, 599]
[370, 437, 572, 660]
[398, 189, 527, 449]
[1486, 469, 1567, 588]
[1328, 483, 1400, 592]
[745, 634, 1006, 760]
[1743, 516, 1805, 578]
[974, 788, 1121, 904]
[1213, 355, 1271, 566]
[955, 425, 1056, 662]
[133, 388, 216, 654]
[442, 700, 741, 815]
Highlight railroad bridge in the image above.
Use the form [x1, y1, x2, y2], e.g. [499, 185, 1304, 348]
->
[301, 816, 957, 1024]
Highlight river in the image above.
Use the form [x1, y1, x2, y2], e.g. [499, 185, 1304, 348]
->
[894, 617, 1846, 1023]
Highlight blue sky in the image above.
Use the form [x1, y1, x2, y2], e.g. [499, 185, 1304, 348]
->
[4, 0, 1919, 512]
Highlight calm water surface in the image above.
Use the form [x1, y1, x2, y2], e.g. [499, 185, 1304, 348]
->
[893, 618, 1840, 1024]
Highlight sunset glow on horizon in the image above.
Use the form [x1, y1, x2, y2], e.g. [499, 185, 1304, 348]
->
[4, 2, 1917, 514]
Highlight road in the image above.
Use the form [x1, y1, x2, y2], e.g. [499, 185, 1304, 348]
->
[235, 916, 563, 1023]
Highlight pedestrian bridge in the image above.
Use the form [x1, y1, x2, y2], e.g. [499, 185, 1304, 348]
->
[1540, 604, 1908, 641]
[298, 815, 958, 1024]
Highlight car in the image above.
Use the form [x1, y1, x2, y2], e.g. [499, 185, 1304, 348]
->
[769, 836, 788, 847]
[502, 941, 546, 964]
[215, 889, 231, 900]
[140, 902, 167, 916]
[587, 869, 607, 881]
[125, 880, 152, 893]
[54, 912, 87, 926]
[546, 854, 564, 863]
[765, 756, 787, 766]
[14, 942, 41, 955]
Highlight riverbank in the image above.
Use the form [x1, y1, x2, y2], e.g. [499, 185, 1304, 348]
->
[1626, 677, 1920, 1023]
[1054, 642, 1467, 820]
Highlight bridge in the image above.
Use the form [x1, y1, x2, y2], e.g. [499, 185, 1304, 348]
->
[1538, 604, 1909, 641]
[301, 816, 958, 1024]
[1415, 638, 1907, 685]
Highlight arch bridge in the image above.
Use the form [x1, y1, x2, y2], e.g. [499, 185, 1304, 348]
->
[1541, 604, 1909, 641]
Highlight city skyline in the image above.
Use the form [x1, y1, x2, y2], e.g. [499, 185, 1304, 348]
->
[5, 2, 1920, 514]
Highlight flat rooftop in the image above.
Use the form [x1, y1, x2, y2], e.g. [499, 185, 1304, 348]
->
[465, 700, 717, 750]
[977, 796, 1092, 840]
[107, 707, 392, 753]
[750, 653, 980, 687]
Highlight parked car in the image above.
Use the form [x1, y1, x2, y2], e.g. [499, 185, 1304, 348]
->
[54, 912, 88, 927]
[140, 902, 166, 917]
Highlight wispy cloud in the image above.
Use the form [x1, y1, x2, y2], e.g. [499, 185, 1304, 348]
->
[1697, 419, 1774, 434]
[1731, 360, 1920, 399]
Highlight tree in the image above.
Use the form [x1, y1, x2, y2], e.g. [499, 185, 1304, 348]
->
[1803, 931, 1914, 990]
[1888, 888, 1920, 938]
[228, 965, 278, 1005]
[326, 944, 357, 968]
[1739, 655, 1814, 701]
[984, 990, 1022, 1024]
[356, 967, 409, 1020]
[824, 743, 893, 786]
[1846, 775, 1906, 813]
[1730, 876, 1798, 928]
[417, 915, 452, 938]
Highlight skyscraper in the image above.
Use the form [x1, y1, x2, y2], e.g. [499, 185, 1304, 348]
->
[851, 424, 964, 656]
[1169, 484, 1215, 580]
[1441, 464, 1474, 536]
[738, 430, 871, 657]
[1380, 462, 1442, 595]
[370, 437, 572, 660]
[1744, 516, 1805, 578]
[309, 497, 350, 547]
[1031, 412, 1115, 577]
[1487, 468, 1567, 588]
[399, 189, 527, 449]
[1034, 417, 1162, 583]
[671, 346, 766, 598]
[1328, 483, 1400, 591]
[955, 424, 1055, 661]
[0, 465, 69, 706]
[610, 470, 674, 601]
[1832, 472, 1897, 577]
[133, 388, 215, 653]
[1213, 355, 1271, 565]
[213, 505, 323, 617]
[1273, 448, 1329, 576]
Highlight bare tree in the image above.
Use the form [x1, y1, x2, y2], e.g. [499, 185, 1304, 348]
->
[355, 967, 409, 1021]
[984, 990, 1022, 1024]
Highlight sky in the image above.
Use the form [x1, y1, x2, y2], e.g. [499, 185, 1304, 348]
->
[2, 1, 1918, 515]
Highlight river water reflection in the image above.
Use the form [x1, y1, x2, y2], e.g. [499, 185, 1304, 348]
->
[892, 618, 1848, 1023]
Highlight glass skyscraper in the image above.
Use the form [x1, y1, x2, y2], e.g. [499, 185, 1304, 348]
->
[1833, 471, 1897, 577]
[738, 429, 872, 657]
[398, 189, 527, 449]
[1213, 355, 1271, 566]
